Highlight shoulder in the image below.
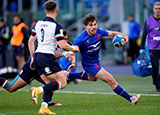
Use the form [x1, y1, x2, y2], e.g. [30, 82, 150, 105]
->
[97, 28, 109, 35]
[76, 30, 87, 39]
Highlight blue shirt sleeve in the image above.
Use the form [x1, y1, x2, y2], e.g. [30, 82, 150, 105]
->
[99, 28, 109, 36]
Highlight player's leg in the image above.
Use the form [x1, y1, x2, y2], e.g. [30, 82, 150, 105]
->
[38, 72, 66, 114]
[34, 77, 62, 106]
[68, 71, 97, 81]
[95, 68, 141, 105]
[0, 75, 28, 92]
[149, 50, 160, 91]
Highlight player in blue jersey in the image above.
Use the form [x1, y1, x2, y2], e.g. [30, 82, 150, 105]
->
[59, 30, 81, 84]
[69, 14, 141, 105]
[0, 51, 73, 106]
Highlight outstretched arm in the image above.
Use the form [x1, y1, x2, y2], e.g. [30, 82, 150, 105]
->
[28, 35, 37, 69]
[108, 31, 129, 46]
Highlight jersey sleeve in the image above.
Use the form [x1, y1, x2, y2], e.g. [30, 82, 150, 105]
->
[99, 28, 109, 36]
[31, 25, 36, 37]
[55, 24, 64, 41]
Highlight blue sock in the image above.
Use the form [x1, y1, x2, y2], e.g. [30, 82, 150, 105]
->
[0, 77, 8, 87]
[113, 85, 132, 102]
[5, 75, 20, 87]
[68, 71, 88, 80]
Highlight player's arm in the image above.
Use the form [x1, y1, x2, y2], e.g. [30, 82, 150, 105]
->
[55, 24, 79, 52]
[28, 35, 36, 58]
[58, 40, 79, 52]
[108, 31, 128, 46]
[55, 50, 74, 62]
[67, 52, 76, 73]
[28, 35, 37, 69]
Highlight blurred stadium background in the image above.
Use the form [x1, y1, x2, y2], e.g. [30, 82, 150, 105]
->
[1, 1, 160, 114]
[0, 0, 158, 76]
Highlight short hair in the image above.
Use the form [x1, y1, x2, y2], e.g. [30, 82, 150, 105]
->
[44, 0, 57, 13]
[63, 30, 67, 36]
[83, 14, 97, 26]
[154, 2, 160, 6]
[128, 13, 134, 18]
[0, 18, 4, 22]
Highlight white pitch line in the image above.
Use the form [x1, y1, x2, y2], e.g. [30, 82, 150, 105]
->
[1, 88, 160, 96]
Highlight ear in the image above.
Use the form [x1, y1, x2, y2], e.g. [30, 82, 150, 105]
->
[44, 9, 47, 14]
[55, 8, 58, 13]
[84, 25, 88, 30]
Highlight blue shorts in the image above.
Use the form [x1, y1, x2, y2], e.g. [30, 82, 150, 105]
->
[34, 53, 62, 76]
[82, 63, 102, 76]
[19, 60, 40, 83]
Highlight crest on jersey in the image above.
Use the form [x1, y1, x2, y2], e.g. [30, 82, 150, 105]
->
[44, 67, 52, 74]
[96, 34, 100, 39]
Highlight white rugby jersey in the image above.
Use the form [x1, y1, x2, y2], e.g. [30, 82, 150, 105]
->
[31, 17, 64, 55]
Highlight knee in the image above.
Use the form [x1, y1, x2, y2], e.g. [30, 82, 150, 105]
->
[88, 77, 98, 81]
[59, 80, 67, 89]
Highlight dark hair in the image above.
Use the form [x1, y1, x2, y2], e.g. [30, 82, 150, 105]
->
[63, 30, 67, 36]
[0, 18, 4, 22]
[128, 13, 134, 17]
[83, 14, 97, 26]
[44, 0, 57, 13]
[154, 2, 160, 6]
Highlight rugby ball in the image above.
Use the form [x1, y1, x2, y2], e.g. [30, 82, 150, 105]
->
[112, 35, 125, 47]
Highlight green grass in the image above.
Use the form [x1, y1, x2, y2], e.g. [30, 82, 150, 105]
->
[0, 75, 160, 115]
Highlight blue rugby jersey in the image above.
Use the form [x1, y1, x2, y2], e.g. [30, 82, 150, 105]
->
[73, 28, 108, 65]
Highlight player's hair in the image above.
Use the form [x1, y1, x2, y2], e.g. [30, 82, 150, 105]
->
[128, 13, 134, 18]
[44, 0, 57, 13]
[63, 30, 67, 36]
[83, 14, 97, 26]
[154, 2, 160, 6]
[0, 18, 4, 22]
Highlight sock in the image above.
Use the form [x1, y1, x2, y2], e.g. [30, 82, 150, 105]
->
[68, 71, 88, 80]
[38, 86, 44, 93]
[0, 77, 8, 88]
[42, 81, 60, 104]
[41, 102, 48, 108]
[43, 81, 61, 91]
[5, 75, 20, 87]
[43, 90, 53, 103]
[113, 85, 132, 102]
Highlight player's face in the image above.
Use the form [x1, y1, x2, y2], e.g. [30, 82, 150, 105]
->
[85, 20, 97, 36]
[153, 5, 160, 17]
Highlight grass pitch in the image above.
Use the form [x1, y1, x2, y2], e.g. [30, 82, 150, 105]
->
[0, 75, 160, 115]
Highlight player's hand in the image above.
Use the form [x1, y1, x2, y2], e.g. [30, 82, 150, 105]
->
[64, 52, 73, 61]
[122, 35, 128, 46]
[67, 63, 75, 73]
[72, 46, 79, 52]
[30, 57, 35, 70]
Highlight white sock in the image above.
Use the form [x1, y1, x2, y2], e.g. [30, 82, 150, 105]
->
[41, 102, 48, 108]
[38, 86, 43, 93]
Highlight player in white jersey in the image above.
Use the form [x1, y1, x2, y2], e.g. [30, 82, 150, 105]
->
[28, 1, 79, 114]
